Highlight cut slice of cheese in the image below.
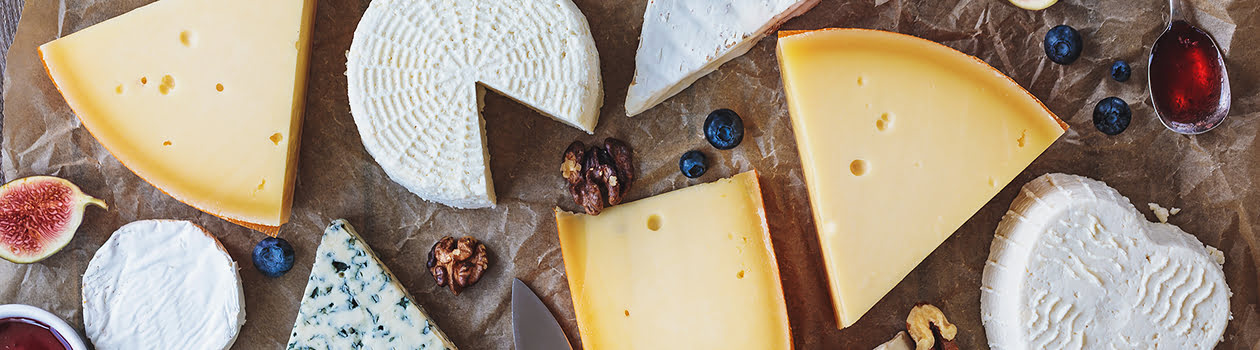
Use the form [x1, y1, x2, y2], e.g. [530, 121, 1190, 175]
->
[555, 171, 790, 350]
[625, 0, 818, 116]
[982, 174, 1230, 349]
[38, 0, 316, 234]
[347, 0, 603, 209]
[775, 28, 1068, 328]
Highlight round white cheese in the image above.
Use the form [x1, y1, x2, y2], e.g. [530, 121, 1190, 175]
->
[981, 174, 1230, 349]
[346, 0, 603, 209]
[83, 220, 245, 350]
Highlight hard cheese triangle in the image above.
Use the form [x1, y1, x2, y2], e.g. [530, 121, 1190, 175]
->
[625, 0, 818, 116]
[38, 0, 315, 233]
[288, 220, 458, 349]
[555, 171, 791, 349]
[776, 28, 1067, 328]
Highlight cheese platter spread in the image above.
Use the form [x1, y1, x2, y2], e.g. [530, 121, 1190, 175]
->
[0, 0, 1257, 349]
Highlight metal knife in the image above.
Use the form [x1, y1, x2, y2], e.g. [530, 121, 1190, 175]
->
[512, 278, 573, 350]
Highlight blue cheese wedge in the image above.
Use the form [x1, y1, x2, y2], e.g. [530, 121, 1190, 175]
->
[287, 220, 458, 349]
[982, 174, 1230, 349]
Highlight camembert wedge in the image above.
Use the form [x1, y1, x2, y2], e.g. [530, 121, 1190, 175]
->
[347, 0, 603, 209]
[776, 28, 1067, 328]
[626, 0, 818, 116]
[38, 0, 316, 234]
[288, 220, 458, 349]
[982, 174, 1230, 349]
[555, 171, 790, 350]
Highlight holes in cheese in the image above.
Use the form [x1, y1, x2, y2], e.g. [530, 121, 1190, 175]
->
[140, 76, 148, 85]
[179, 30, 195, 47]
[877, 113, 894, 131]
[850, 159, 869, 176]
[215, 83, 224, 92]
[115, 85, 124, 95]
[159, 75, 176, 95]
[162, 140, 172, 146]
[269, 133, 283, 145]
[646, 214, 662, 231]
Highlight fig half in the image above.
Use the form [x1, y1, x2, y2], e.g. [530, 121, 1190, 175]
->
[0, 176, 107, 263]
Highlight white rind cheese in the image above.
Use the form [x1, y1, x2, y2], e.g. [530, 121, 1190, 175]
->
[982, 174, 1230, 350]
[83, 220, 244, 350]
[287, 219, 458, 349]
[347, 0, 603, 209]
[625, 0, 818, 116]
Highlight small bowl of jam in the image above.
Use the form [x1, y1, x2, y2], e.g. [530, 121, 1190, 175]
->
[0, 304, 87, 350]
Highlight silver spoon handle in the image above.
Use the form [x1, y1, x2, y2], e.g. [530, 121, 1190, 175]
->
[1169, 0, 1190, 23]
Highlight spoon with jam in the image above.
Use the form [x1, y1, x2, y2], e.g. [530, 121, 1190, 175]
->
[1148, 0, 1231, 134]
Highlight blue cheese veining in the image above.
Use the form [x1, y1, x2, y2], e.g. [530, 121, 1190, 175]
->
[286, 219, 458, 349]
[981, 174, 1230, 350]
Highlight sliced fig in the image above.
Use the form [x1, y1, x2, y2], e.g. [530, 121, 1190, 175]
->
[0, 176, 107, 263]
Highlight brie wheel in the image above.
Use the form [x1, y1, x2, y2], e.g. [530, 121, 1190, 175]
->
[347, 0, 603, 209]
[625, 0, 818, 116]
[982, 174, 1230, 349]
[83, 220, 245, 350]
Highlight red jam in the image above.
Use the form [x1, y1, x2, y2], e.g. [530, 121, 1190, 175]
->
[1148, 20, 1230, 133]
[0, 317, 69, 350]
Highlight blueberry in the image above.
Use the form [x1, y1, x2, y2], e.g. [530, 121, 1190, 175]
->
[1093, 97, 1131, 135]
[704, 109, 744, 150]
[1044, 25, 1083, 65]
[253, 237, 295, 277]
[679, 150, 707, 178]
[1110, 60, 1131, 82]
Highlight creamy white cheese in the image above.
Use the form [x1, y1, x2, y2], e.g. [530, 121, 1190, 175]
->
[625, 0, 818, 116]
[83, 220, 244, 350]
[287, 220, 458, 349]
[872, 331, 913, 350]
[347, 0, 603, 209]
[982, 174, 1230, 350]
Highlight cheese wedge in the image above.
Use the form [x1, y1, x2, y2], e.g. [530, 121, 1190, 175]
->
[775, 28, 1067, 328]
[288, 220, 459, 349]
[625, 0, 818, 116]
[38, 0, 316, 233]
[347, 0, 603, 209]
[982, 174, 1230, 349]
[555, 171, 790, 350]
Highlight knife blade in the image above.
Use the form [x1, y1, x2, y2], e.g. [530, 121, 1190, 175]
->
[512, 278, 573, 350]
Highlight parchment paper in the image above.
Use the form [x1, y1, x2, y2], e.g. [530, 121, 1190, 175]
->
[2, 0, 1258, 349]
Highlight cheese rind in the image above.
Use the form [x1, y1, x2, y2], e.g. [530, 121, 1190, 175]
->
[38, 0, 315, 233]
[347, 0, 603, 209]
[775, 28, 1067, 328]
[626, 0, 818, 116]
[83, 220, 244, 350]
[287, 219, 458, 350]
[555, 171, 791, 350]
[982, 174, 1230, 349]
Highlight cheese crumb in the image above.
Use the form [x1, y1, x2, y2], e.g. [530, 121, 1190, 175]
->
[1206, 245, 1226, 265]
[1147, 203, 1180, 223]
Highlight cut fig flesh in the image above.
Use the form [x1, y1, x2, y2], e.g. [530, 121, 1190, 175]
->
[0, 176, 107, 263]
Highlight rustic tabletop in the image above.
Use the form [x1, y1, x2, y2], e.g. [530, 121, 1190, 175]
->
[0, 0, 23, 120]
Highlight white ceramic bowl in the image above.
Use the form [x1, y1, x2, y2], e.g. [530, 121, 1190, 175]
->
[0, 304, 88, 350]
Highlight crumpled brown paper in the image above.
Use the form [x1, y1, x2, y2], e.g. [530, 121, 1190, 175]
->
[1, 0, 1258, 349]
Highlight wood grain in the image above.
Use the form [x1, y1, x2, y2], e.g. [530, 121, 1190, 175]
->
[0, 0, 24, 121]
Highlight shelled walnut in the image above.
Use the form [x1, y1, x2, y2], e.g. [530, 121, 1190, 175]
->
[561, 138, 634, 215]
[426, 236, 489, 295]
[906, 303, 959, 350]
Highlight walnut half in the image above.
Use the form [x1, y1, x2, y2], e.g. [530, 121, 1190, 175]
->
[426, 236, 490, 295]
[906, 303, 959, 350]
[560, 137, 635, 215]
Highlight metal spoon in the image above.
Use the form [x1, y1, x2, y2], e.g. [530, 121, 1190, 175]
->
[1147, 0, 1231, 135]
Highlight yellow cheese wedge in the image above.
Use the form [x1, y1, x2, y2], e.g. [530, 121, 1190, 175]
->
[39, 0, 316, 234]
[776, 28, 1067, 328]
[555, 171, 790, 350]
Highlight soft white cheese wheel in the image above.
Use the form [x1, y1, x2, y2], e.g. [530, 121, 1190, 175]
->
[347, 0, 603, 209]
[83, 220, 245, 350]
[982, 174, 1230, 349]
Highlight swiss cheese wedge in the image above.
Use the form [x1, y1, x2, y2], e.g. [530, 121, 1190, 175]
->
[39, 0, 316, 234]
[776, 29, 1067, 328]
[555, 171, 790, 350]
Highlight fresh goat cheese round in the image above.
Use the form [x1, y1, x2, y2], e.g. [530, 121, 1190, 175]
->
[347, 0, 603, 209]
[982, 174, 1230, 349]
[83, 220, 245, 350]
